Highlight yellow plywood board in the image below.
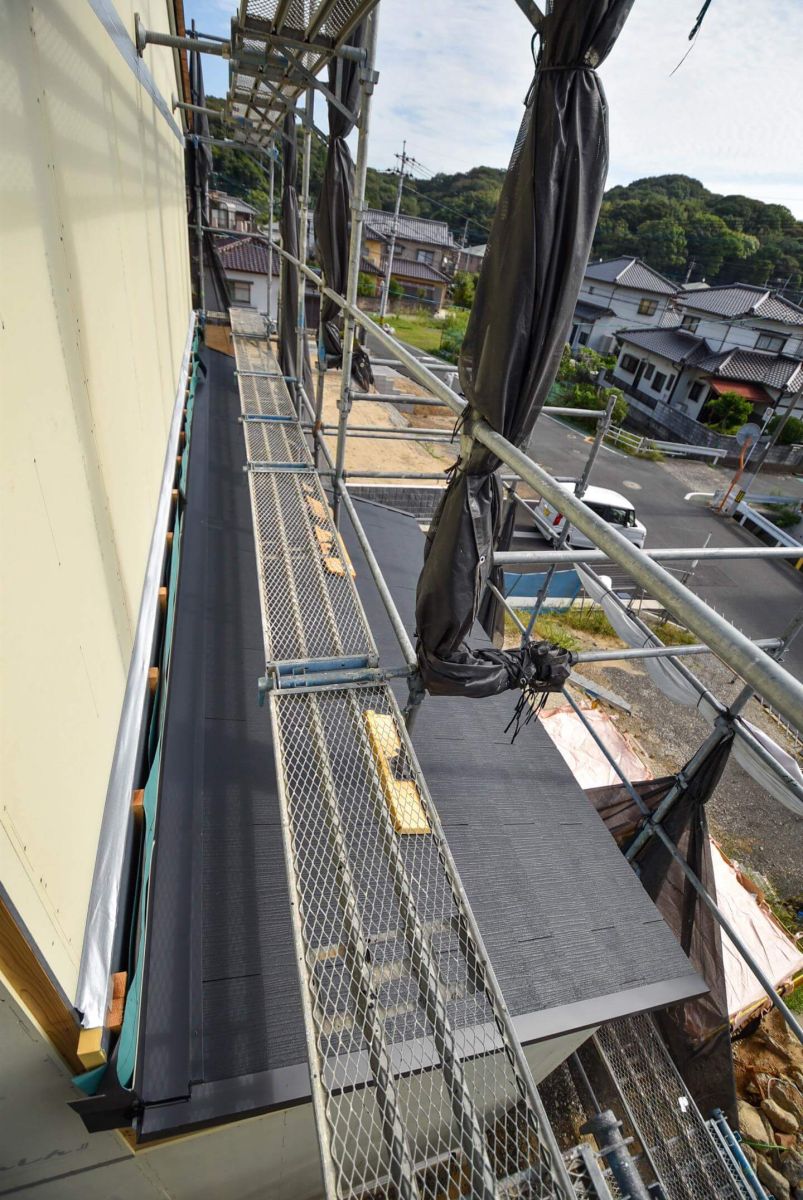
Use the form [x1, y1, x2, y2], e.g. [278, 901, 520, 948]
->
[363, 711, 430, 835]
[77, 1027, 107, 1070]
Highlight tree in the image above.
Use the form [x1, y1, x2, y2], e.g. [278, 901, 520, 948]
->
[357, 272, 377, 298]
[635, 217, 687, 273]
[451, 271, 475, 308]
[767, 413, 803, 445]
[702, 391, 753, 433]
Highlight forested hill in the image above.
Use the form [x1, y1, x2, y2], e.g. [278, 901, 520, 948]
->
[206, 112, 803, 290]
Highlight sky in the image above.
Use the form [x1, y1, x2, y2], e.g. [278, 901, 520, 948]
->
[187, 0, 803, 218]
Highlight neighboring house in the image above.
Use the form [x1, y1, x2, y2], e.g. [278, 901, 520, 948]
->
[209, 190, 258, 232]
[612, 325, 803, 425]
[362, 211, 453, 309]
[573, 256, 678, 351]
[455, 243, 486, 274]
[672, 282, 803, 360]
[215, 236, 279, 324]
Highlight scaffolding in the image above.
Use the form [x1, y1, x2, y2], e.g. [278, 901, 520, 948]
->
[127, 5, 803, 1196]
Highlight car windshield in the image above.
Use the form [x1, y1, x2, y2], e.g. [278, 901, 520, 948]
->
[587, 502, 636, 528]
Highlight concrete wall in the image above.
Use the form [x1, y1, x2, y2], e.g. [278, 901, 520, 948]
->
[0, 0, 191, 998]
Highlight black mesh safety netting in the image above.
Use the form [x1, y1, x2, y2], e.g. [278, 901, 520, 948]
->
[314, 23, 372, 389]
[588, 733, 739, 1125]
[415, 0, 634, 698]
[278, 113, 314, 394]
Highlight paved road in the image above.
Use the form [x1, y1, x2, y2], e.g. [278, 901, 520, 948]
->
[526, 414, 803, 680]
[366, 330, 803, 682]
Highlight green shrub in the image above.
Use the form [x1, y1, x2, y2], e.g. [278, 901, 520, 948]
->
[702, 390, 754, 433]
[770, 505, 801, 530]
[767, 414, 803, 446]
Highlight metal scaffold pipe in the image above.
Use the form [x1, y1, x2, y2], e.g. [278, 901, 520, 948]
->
[495, 546, 803, 565]
[263, 237, 803, 732]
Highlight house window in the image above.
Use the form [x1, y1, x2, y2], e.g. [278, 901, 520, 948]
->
[416, 249, 435, 265]
[577, 330, 589, 345]
[652, 371, 667, 391]
[681, 315, 700, 332]
[688, 380, 705, 403]
[666, 375, 676, 390]
[231, 280, 252, 305]
[619, 353, 640, 374]
[643, 363, 654, 380]
[756, 333, 784, 352]
[638, 298, 658, 316]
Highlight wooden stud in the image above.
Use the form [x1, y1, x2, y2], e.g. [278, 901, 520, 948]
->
[158, 586, 167, 613]
[77, 1027, 107, 1070]
[147, 667, 159, 695]
[166, 531, 173, 550]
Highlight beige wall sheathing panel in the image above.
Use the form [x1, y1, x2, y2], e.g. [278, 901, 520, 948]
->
[0, 0, 191, 998]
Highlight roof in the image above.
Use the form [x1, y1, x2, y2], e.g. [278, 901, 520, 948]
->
[709, 379, 771, 404]
[676, 283, 803, 326]
[134, 359, 703, 1139]
[574, 297, 614, 321]
[216, 236, 279, 276]
[210, 190, 258, 214]
[360, 256, 383, 276]
[390, 258, 451, 285]
[695, 348, 803, 392]
[365, 208, 456, 248]
[585, 256, 677, 295]
[617, 325, 710, 363]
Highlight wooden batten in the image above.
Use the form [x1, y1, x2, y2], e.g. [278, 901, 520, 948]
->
[106, 972, 127, 1034]
[158, 586, 167, 613]
[132, 788, 145, 829]
[147, 666, 160, 695]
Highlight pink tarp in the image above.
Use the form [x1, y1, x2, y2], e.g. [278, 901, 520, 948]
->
[710, 843, 803, 1023]
[541, 704, 649, 789]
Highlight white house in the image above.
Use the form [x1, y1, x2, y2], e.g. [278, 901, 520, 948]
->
[216, 236, 279, 324]
[572, 256, 677, 352]
[611, 324, 803, 426]
[673, 282, 803, 360]
[209, 190, 258, 233]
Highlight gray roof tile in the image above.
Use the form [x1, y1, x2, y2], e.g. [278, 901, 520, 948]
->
[585, 256, 677, 295]
[365, 208, 456, 248]
[695, 348, 803, 390]
[617, 325, 709, 362]
[677, 283, 803, 326]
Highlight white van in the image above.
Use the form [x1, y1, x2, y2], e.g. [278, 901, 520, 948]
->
[531, 481, 647, 549]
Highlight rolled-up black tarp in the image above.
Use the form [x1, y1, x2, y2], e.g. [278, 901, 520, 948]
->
[415, 0, 634, 698]
[278, 113, 313, 393]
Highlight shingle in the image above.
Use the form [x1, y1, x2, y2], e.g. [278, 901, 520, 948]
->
[617, 325, 708, 362]
[586, 256, 677, 295]
[391, 258, 450, 284]
[365, 208, 455, 248]
[678, 283, 803, 326]
[696, 348, 803, 389]
[215, 236, 278, 276]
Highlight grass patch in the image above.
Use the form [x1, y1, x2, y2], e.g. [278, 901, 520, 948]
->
[503, 605, 696, 650]
[372, 312, 443, 354]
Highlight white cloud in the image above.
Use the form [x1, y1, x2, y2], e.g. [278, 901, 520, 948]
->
[186, 0, 803, 216]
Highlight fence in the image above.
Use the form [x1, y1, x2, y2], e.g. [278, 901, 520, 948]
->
[606, 424, 726, 462]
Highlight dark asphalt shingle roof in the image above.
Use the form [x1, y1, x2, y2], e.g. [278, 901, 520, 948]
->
[585, 256, 677, 295]
[617, 325, 710, 363]
[676, 283, 803, 326]
[365, 208, 456, 248]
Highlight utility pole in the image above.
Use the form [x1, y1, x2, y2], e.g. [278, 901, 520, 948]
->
[379, 141, 408, 321]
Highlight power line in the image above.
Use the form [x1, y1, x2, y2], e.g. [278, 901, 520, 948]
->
[403, 179, 493, 238]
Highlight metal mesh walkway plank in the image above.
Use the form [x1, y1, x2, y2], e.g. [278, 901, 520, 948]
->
[595, 1016, 743, 1200]
[230, 312, 572, 1199]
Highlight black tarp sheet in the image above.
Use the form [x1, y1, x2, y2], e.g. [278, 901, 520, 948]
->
[589, 735, 739, 1125]
[278, 113, 313, 394]
[415, 0, 634, 697]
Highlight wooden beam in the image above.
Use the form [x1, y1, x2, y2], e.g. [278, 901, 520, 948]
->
[77, 1027, 106, 1070]
[0, 895, 82, 1072]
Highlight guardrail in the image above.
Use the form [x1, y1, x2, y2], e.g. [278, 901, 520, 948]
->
[734, 499, 803, 552]
[606, 424, 727, 462]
